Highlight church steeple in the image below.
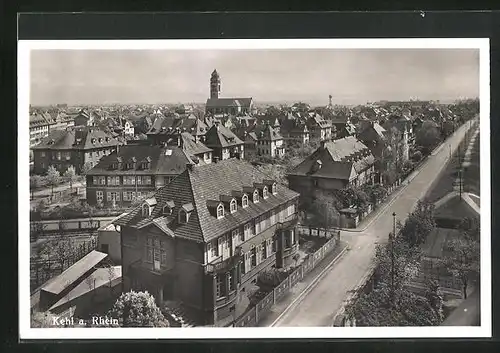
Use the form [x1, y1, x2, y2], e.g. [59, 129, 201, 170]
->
[210, 69, 221, 99]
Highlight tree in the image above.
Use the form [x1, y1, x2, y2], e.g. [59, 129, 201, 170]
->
[30, 175, 43, 200]
[416, 121, 441, 155]
[46, 166, 61, 201]
[108, 291, 170, 327]
[347, 282, 442, 326]
[399, 200, 435, 247]
[442, 235, 479, 299]
[362, 184, 388, 206]
[374, 236, 422, 294]
[312, 192, 340, 229]
[255, 163, 287, 186]
[425, 280, 444, 323]
[81, 162, 93, 175]
[63, 165, 77, 193]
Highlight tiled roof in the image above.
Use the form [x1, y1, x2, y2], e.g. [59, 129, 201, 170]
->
[206, 97, 253, 108]
[358, 122, 386, 143]
[32, 127, 120, 151]
[257, 124, 283, 141]
[204, 124, 244, 148]
[147, 116, 209, 136]
[116, 159, 299, 243]
[29, 113, 54, 128]
[288, 136, 374, 181]
[87, 145, 193, 176]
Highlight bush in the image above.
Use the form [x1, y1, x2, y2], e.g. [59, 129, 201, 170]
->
[108, 291, 169, 327]
[411, 150, 422, 162]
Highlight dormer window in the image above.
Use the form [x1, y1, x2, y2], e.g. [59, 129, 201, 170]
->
[142, 204, 149, 217]
[271, 183, 277, 195]
[217, 204, 225, 219]
[163, 205, 173, 216]
[253, 190, 259, 203]
[263, 186, 269, 199]
[91, 138, 96, 144]
[242, 194, 249, 208]
[179, 210, 188, 224]
[98, 138, 103, 143]
[230, 199, 237, 213]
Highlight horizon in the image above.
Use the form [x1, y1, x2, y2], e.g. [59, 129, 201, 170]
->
[30, 49, 480, 106]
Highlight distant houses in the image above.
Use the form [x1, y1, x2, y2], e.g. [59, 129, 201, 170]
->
[32, 126, 121, 175]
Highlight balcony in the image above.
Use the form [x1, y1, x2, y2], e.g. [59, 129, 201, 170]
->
[205, 252, 242, 274]
[276, 214, 299, 231]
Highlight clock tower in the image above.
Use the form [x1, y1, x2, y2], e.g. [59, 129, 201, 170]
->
[210, 69, 221, 99]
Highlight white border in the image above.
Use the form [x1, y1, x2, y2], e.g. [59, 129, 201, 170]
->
[19, 38, 491, 339]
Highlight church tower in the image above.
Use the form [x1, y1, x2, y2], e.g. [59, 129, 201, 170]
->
[210, 69, 221, 99]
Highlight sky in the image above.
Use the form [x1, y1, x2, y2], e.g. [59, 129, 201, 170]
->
[30, 49, 480, 106]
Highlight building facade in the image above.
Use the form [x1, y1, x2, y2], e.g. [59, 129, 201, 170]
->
[287, 136, 375, 205]
[114, 159, 300, 326]
[204, 123, 245, 161]
[32, 127, 120, 175]
[86, 144, 210, 208]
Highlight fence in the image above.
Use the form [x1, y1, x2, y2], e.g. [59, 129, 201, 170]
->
[233, 230, 341, 327]
[30, 237, 98, 292]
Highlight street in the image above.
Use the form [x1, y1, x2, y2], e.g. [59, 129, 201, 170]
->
[271, 122, 473, 326]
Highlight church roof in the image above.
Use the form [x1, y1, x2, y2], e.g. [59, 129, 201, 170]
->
[206, 97, 253, 109]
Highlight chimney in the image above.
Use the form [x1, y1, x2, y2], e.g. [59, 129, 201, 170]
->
[186, 163, 194, 171]
[214, 156, 220, 163]
[320, 140, 326, 149]
[177, 134, 182, 147]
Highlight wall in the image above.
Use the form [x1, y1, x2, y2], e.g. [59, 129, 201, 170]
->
[98, 228, 122, 263]
[174, 239, 205, 309]
[121, 226, 142, 292]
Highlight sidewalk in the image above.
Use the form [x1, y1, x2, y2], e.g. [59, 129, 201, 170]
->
[256, 241, 348, 327]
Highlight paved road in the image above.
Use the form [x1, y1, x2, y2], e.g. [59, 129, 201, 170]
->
[272, 123, 473, 327]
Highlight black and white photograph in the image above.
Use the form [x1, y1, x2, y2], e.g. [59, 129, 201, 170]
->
[18, 39, 490, 339]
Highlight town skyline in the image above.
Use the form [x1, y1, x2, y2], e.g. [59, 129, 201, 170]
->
[30, 49, 479, 106]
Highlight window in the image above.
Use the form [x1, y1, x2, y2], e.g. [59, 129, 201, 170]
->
[272, 183, 277, 195]
[178, 210, 189, 224]
[123, 176, 136, 185]
[228, 271, 236, 291]
[96, 191, 103, 203]
[285, 230, 291, 248]
[41, 151, 45, 157]
[266, 238, 273, 257]
[142, 204, 149, 217]
[56, 152, 61, 160]
[216, 274, 223, 298]
[143, 176, 152, 185]
[254, 217, 261, 234]
[253, 190, 259, 203]
[242, 194, 249, 208]
[210, 239, 219, 257]
[270, 210, 276, 225]
[217, 204, 224, 219]
[261, 242, 267, 260]
[244, 222, 252, 240]
[232, 228, 241, 244]
[230, 199, 237, 213]
[145, 236, 167, 268]
[123, 191, 136, 201]
[163, 205, 173, 216]
[107, 176, 120, 185]
[251, 247, 257, 267]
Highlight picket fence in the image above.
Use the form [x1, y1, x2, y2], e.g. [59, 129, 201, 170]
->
[233, 230, 341, 327]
